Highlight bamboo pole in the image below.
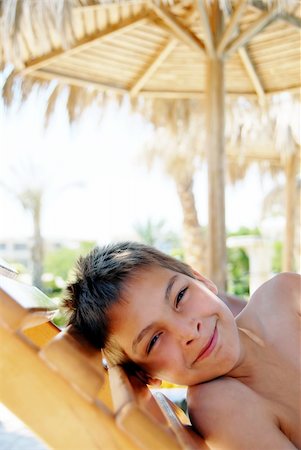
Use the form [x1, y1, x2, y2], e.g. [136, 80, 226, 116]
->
[205, 1, 227, 290]
[283, 151, 298, 271]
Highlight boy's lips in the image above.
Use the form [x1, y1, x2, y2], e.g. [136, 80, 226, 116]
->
[193, 325, 218, 364]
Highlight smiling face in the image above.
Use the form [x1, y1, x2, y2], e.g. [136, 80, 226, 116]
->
[109, 265, 241, 386]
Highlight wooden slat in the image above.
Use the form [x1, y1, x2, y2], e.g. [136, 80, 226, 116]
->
[46, 62, 135, 82]
[50, 57, 137, 78]
[40, 329, 105, 401]
[85, 46, 149, 65]
[0, 274, 56, 310]
[20, 14, 149, 75]
[29, 70, 127, 93]
[91, 40, 153, 59]
[0, 325, 138, 450]
[117, 402, 182, 450]
[23, 321, 60, 347]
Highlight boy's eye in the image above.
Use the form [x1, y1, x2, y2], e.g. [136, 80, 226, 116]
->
[175, 287, 188, 308]
[147, 333, 162, 354]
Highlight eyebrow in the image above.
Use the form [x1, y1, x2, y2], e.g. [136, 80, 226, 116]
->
[132, 274, 179, 353]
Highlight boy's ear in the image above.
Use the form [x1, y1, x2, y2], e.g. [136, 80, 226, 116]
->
[146, 376, 162, 387]
[135, 368, 162, 387]
[192, 270, 218, 295]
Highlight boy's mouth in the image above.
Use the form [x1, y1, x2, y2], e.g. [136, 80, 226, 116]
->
[193, 325, 218, 364]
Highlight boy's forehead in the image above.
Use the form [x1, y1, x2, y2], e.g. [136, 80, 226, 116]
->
[109, 266, 179, 317]
[123, 266, 184, 299]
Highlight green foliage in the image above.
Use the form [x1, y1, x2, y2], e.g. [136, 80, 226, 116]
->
[43, 241, 95, 329]
[134, 219, 182, 256]
[228, 227, 261, 237]
[134, 219, 166, 246]
[272, 240, 282, 273]
[52, 309, 68, 328]
[43, 241, 96, 326]
[44, 241, 96, 281]
[170, 247, 185, 261]
[227, 247, 250, 296]
[226, 227, 262, 297]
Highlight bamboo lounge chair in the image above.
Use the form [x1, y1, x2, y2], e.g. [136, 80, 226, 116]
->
[0, 267, 207, 449]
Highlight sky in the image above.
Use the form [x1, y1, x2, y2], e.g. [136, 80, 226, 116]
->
[0, 81, 280, 246]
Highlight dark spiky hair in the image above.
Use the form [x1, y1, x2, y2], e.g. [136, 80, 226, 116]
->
[61, 241, 195, 364]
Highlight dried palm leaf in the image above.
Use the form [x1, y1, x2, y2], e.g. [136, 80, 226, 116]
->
[44, 83, 65, 127]
[2, 69, 18, 107]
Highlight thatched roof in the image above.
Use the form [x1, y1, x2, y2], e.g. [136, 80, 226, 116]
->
[1, 0, 300, 97]
[1, 0, 300, 174]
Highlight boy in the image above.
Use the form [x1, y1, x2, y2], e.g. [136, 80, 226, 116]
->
[62, 241, 300, 449]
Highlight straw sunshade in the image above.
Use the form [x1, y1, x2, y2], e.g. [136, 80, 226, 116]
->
[1, 0, 300, 97]
[1, 0, 300, 288]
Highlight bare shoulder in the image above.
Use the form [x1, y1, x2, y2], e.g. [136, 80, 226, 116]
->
[187, 377, 264, 435]
[187, 377, 296, 449]
[187, 377, 261, 424]
[251, 272, 301, 314]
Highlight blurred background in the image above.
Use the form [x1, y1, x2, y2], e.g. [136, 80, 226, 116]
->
[0, 0, 300, 315]
[1, 81, 299, 312]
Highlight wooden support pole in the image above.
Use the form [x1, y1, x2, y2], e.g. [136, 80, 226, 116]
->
[28, 70, 127, 94]
[205, 1, 227, 291]
[283, 152, 298, 271]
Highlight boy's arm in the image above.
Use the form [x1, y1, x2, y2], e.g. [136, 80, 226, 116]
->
[187, 378, 297, 450]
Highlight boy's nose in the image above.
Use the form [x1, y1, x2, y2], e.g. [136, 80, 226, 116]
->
[178, 320, 201, 346]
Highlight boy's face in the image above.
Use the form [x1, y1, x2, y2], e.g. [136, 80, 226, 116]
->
[109, 266, 241, 386]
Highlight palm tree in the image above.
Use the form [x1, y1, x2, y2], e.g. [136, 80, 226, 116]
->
[134, 219, 166, 247]
[1, 157, 83, 289]
[134, 218, 181, 256]
[1, 161, 46, 289]
[142, 100, 207, 274]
